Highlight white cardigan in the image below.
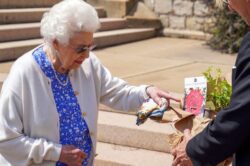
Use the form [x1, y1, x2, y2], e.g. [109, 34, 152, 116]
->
[0, 47, 148, 166]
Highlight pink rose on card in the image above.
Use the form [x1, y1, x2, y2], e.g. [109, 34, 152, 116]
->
[185, 89, 204, 115]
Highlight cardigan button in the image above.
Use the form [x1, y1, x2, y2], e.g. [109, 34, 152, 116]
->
[90, 131, 94, 137]
[82, 112, 87, 117]
[74, 91, 79, 96]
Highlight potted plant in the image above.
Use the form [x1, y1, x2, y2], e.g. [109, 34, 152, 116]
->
[202, 67, 232, 118]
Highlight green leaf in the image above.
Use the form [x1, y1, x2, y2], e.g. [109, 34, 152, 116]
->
[206, 101, 216, 111]
[203, 67, 232, 112]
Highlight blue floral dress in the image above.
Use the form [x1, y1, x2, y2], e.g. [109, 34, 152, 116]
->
[33, 47, 93, 166]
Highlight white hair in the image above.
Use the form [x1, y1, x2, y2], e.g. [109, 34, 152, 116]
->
[40, 0, 100, 46]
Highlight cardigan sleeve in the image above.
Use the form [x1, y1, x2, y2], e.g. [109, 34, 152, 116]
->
[186, 32, 250, 165]
[0, 89, 62, 165]
[90, 54, 149, 111]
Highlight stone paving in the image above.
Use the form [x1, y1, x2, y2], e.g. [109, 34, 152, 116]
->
[94, 37, 236, 94]
[0, 37, 236, 95]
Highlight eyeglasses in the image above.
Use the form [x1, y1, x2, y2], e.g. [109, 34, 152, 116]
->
[74, 44, 96, 54]
[223, 0, 228, 5]
[71, 44, 97, 54]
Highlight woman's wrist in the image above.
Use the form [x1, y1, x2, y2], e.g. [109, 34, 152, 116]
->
[145, 85, 154, 99]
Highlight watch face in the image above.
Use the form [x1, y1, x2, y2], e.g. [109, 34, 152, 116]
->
[185, 89, 204, 115]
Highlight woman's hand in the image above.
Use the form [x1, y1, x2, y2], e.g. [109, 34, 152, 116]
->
[59, 145, 86, 166]
[146, 86, 181, 106]
[171, 129, 192, 166]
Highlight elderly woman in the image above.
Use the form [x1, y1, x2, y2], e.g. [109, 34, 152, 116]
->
[172, 0, 250, 166]
[0, 0, 179, 166]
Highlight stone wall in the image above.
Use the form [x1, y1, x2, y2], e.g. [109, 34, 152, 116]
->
[143, 0, 213, 32]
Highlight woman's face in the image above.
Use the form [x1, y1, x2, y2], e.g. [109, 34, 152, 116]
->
[228, 0, 250, 25]
[53, 31, 94, 71]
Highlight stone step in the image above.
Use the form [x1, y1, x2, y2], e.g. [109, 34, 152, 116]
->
[99, 18, 127, 32]
[94, 28, 156, 48]
[0, 8, 48, 25]
[163, 28, 211, 41]
[0, 7, 107, 24]
[0, 0, 61, 9]
[0, 18, 127, 42]
[0, 28, 156, 61]
[0, 39, 42, 62]
[95, 142, 173, 166]
[126, 17, 162, 30]
[97, 110, 175, 153]
[0, 23, 40, 42]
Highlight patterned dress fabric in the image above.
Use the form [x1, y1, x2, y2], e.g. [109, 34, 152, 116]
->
[33, 47, 92, 166]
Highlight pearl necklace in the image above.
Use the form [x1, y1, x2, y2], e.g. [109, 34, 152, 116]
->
[45, 46, 69, 86]
[51, 62, 69, 86]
